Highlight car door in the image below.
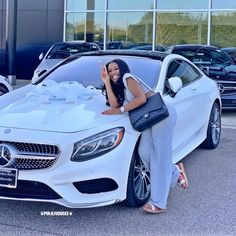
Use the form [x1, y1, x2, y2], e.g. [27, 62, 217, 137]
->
[164, 59, 207, 153]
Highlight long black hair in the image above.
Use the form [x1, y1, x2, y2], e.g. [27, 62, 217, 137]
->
[102, 59, 130, 106]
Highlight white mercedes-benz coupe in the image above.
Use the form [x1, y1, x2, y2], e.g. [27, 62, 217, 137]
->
[0, 51, 221, 208]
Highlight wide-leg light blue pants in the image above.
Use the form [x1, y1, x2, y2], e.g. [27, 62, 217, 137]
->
[138, 101, 179, 209]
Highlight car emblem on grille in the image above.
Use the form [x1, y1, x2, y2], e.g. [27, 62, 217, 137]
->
[218, 84, 225, 94]
[0, 144, 15, 167]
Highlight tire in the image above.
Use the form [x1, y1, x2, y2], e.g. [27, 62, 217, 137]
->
[200, 102, 221, 149]
[123, 146, 150, 207]
[0, 85, 8, 96]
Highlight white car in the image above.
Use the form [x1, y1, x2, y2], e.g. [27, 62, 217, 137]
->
[33, 41, 100, 78]
[0, 74, 12, 95]
[0, 51, 221, 208]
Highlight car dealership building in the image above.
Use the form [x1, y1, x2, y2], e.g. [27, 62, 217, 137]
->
[1, 0, 236, 79]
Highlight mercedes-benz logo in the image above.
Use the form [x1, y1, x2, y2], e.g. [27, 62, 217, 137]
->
[0, 144, 15, 167]
[218, 84, 225, 94]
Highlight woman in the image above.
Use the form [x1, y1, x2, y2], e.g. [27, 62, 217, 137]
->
[101, 59, 188, 214]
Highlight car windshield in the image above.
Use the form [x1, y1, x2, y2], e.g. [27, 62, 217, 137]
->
[46, 44, 99, 59]
[173, 48, 233, 66]
[41, 55, 162, 89]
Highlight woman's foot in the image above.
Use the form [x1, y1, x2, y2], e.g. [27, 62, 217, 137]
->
[176, 163, 188, 189]
[143, 202, 166, 214]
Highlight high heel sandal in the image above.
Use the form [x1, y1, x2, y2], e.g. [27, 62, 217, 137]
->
[143, 202, 166, 214]
[176, 163, 188, 189]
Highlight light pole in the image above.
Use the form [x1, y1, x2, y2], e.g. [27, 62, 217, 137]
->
[6, 0, 17, 85]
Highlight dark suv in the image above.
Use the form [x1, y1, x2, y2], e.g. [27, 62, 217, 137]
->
[166, 44, 236, 109]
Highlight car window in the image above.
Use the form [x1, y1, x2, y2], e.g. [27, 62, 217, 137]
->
[167, 60, 201, 86]
[41, 55, 162, 89]
[172, 48, 233, 66]
[46, 44, 99, 59]
[198, 49, 232, 65]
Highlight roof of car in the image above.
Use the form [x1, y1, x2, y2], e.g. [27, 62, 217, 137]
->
[53, 41, 99, 46]
[222, 47, 236, 51]
[169, 44, 219, 50]
[74, 49, 168, 61]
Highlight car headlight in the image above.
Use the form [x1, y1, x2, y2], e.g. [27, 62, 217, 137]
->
[71, 127, 124, 162]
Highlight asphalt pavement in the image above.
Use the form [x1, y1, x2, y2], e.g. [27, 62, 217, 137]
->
[0, 128, 235, 236]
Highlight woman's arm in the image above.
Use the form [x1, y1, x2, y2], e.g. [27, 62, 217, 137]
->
[121, 77, 146, 112]
[100, 66, 120, 108]
[102, 76, 146, 115]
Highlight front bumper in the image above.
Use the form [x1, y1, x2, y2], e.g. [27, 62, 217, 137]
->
[0, 125, 139, 208]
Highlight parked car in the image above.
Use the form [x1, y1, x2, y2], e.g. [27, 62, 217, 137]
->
[33, 41, 100, 76]
[130, 44, 166, 51]
[166, 44, 236, 109]
[107, 41, 138, 50]
[0, 74, 13, 95]
[222, 47, 236, 62]
[0, 50, 221, 208]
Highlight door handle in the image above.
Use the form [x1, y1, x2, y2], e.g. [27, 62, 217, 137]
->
[191, 82, 199, 92]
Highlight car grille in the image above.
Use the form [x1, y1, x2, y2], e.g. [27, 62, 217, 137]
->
[217, 81, 236, 95]
[1, 141, 60, 170]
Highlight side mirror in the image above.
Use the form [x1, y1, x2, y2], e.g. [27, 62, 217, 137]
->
[39, 53, 44, 60]
[200, 66, 210, 76]
[168, 76, 183, 97]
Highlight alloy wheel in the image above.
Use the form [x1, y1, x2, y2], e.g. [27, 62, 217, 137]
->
[210, 104, 221, 146]
[133, 156, 150, 200]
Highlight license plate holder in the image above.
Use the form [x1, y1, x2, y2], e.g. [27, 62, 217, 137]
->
[0, 168, 18, 188]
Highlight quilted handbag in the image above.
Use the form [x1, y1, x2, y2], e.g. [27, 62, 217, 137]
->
[128, 92, 169, 132]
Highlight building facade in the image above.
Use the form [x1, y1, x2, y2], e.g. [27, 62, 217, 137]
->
[1, 0, 236, 79]
[0, 0, 64, 79]
[65, 0, 236, 49]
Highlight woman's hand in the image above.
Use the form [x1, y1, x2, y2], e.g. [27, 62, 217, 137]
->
[102, 108, 121, 115]
[100, 66, 110, 84]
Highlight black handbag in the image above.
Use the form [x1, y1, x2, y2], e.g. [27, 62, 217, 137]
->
[128, 77, 169, 132]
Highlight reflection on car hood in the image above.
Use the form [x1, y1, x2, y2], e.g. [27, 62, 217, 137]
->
[0, 93, 125, 133]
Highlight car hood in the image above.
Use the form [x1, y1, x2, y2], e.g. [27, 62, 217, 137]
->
[0, 83, 125, 133]
[225, 64, 236, 73]
[200, 64, 236, 81]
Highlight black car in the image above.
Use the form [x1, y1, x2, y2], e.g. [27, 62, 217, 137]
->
[130, 44, 166, 51]
[166, 44, 236, 109]
[222, 47, 236, 62]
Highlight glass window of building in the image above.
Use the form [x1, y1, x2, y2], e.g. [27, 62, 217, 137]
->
[156, 12, 208, 46]
[212, 0, 236, 9]
[65, 12, 104, 46]
[108, 0, 153, 10]
[156, 0, 208, 9]
[211, 12, 236, 47]
[107, 12, 153, 49]
[66, 0, 104, 11]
